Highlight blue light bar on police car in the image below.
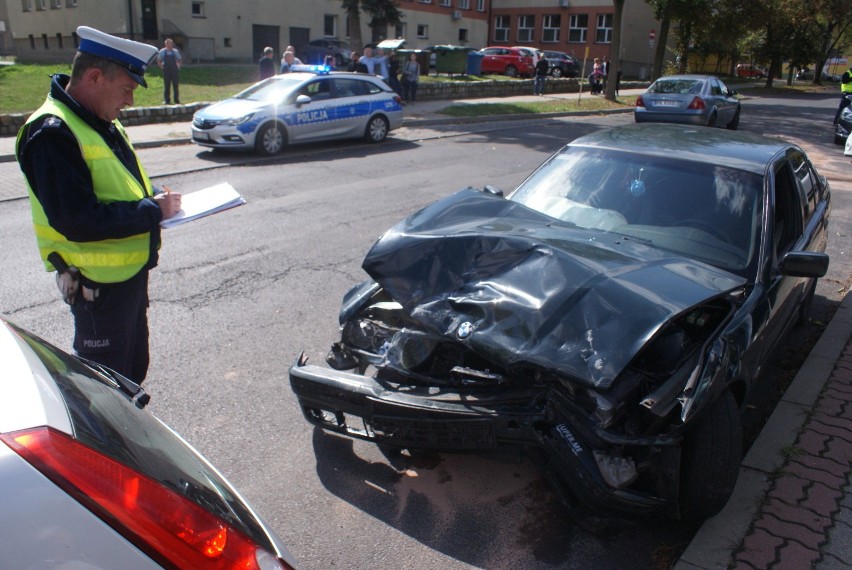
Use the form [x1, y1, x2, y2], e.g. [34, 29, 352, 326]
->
[289, 64, 331, 74]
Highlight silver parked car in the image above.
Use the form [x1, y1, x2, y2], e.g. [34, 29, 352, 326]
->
[0, 316, 297, 569]
[634, 74, 741, 129]
[192, 68, 403, 156]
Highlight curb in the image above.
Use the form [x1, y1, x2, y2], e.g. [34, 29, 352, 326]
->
[673, 292, 852, 569]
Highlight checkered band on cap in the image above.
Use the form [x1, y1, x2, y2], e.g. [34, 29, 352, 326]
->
[76, 26, 158, 87]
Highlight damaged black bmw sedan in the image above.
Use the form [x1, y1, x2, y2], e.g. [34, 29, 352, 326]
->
[289, 124, 831, 521]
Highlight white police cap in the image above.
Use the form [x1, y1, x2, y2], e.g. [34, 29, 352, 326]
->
[76, 26, 158, 88]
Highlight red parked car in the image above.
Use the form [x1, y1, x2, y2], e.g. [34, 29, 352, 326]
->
[479, 47, 535, 77]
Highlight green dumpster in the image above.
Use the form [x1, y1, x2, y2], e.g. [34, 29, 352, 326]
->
[433, 45, 473, 75]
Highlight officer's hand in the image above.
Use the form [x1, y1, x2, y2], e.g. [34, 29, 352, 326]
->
[154, 188, 182, 219]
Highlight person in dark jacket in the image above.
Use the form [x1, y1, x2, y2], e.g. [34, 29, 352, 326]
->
[534, 56, 549, 95]
[259, 46, 276, 80]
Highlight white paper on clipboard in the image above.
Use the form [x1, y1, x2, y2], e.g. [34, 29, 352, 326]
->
[160, 182, 245, 228]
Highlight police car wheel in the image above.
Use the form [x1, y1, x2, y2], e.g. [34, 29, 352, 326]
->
[365, 115, 389, 143]
[255, 122, 286, 156]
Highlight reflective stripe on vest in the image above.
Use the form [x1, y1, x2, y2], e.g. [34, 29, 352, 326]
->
[20, 96, 155, 283]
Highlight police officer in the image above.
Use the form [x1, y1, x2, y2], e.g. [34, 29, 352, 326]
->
[16, 26, 182, 384]
[835, 64, 852, 124]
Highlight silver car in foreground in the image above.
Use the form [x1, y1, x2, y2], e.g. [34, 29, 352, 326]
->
[192, 67, 403, 156]
[0, 316, 297, 569]
[634, 74, 741, 129]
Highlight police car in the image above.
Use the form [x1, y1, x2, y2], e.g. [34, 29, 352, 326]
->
[191, 66, 403, 156]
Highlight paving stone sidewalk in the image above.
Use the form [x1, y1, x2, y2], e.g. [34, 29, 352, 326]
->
[731, 335, 852, 569]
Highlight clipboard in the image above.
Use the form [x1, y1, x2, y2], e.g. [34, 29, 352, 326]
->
[160, 182, 245, 229]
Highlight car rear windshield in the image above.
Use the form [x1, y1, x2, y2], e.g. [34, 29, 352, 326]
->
[509, 147, 763, 275]
[649, 78, 703, 94]
[11, 324, 278, 554]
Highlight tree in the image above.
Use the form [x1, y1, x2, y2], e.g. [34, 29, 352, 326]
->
[342, 0, 404, 54]
[605, 0, 624, 101]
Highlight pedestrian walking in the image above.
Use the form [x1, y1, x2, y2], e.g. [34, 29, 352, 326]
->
[15, 26, 183, 384]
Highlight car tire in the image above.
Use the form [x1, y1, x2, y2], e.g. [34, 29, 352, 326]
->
[680, 389, 742, 520]
[504, 64, 518, 77]
[255, 122, 286, 156]
[706, 111, 718, 128]
[552, 67, 563, 78]
[726, 107, 741, 130]
[364, 115, 389, 143]
[834, 133, 845, 145]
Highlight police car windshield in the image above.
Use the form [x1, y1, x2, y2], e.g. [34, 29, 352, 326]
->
[234, 76, 304, 102]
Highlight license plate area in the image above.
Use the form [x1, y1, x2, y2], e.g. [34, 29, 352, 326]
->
[193, 131, 210, 141]
[370, 415, 497, 450]
[653, 100, 679, 107]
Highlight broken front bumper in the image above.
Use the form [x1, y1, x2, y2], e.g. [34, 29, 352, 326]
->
[289, 359, 684, 518]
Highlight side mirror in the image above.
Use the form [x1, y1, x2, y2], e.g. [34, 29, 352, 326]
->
[295, 94, 312, 107]
[482, 184, 504, 197]
[780, 251, 829, 278]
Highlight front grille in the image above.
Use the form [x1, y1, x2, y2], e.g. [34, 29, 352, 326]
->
[192, 118, 217, 130]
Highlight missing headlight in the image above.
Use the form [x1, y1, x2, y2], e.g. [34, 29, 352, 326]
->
[593, 451, 638, 488]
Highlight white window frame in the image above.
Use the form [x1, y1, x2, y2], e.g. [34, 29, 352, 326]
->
[542, 15, 560, 43]
[66, 0, 77, 6]
[323, 14, 337, 37]
[191, 1, 205, 18]
[517, 15, 534, 43]
[568, 14, 587, 43]
[494, 15, 509, 43]
[417, 24, 429, 39]
[595, 13, 613, 44]
[438, 0, 451, 5]
[36, 0, 46, 10]
[457, 0, 470, 9]
[477, 0, 485, 12]
[51, 0, 61, 8]
[22, 0, 33, 11]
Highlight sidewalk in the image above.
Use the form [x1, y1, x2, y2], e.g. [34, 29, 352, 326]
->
[1, 88, 850, 569]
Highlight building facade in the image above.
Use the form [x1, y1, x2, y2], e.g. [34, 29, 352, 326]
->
[3, 0, 663, 77]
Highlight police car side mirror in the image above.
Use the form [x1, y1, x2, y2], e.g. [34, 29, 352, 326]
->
[296, 94, 312, 107]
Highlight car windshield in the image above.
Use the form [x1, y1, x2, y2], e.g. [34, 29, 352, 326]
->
[649, 78, 703, 94]
[233, 76, 305, 102]
[509, 146, 763, 275]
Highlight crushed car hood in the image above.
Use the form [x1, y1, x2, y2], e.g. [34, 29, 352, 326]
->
[362, 188, 746, 390]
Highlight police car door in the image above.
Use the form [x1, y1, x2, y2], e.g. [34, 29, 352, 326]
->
[288, 77, 340, 143]
[330, 77, 375, 138]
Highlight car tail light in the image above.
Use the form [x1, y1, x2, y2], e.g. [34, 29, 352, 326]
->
[687, 97, 706, 110]
[635, 95, 645, 108]
[1, 427, 293, 570]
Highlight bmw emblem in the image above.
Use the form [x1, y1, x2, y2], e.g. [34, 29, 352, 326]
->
[457, 321, 474, 339]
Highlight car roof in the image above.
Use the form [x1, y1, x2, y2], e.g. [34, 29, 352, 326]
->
[568, 124, 789, 175]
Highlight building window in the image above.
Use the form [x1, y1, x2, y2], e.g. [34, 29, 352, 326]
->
[22, 0, 33, 11]
[55, 33, 63, 48]
[418, 0, 432, 3]
[395, 22, 407, 39]
[542, 15, 560, 43]
[457, 0, 469, 9]
[42, 33, 49, 49]
[51, 0, 61, 8]
[224, 37, 232, 47]
[28, 34, 35, 49]
[494, 15, 509, 42]
[36, 0, 46, 10]
[66, 0, 77, 6]
[595, 14, 613, 44]
[191, 1, 205, 17]
[568, 14, 587, 43]
[417, 24, 429, 38]
[459, 28, 468, 43]
[439, 0, 450, 6]
[517, 15, 534, 43]
[324, 14, 337, 37]
[477, 0, 485, 12]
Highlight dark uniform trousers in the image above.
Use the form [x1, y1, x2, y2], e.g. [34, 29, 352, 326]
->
[71, 270, 150, 383]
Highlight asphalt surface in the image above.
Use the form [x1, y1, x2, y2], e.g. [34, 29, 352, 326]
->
[1, 88, 850, 569]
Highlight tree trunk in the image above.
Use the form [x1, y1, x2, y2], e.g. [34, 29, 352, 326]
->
[652, 4, 672, 81]
[605, 0, 625, 101]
